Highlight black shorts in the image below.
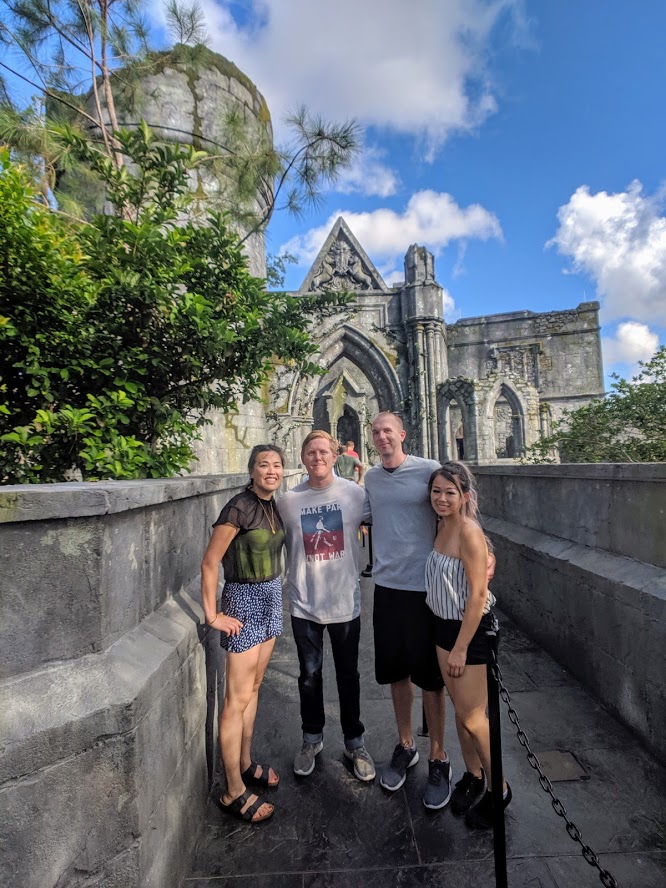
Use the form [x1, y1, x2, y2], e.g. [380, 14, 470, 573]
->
[433, 611, 500, 665]
[373, 584, 444, 692]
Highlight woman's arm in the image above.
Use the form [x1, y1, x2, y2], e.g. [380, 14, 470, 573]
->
[447, 522, 489, 677]
[201, 524, 243, 636]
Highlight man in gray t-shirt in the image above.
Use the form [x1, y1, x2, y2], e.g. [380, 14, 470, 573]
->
[364, 412, 451, 810]
[278, 430, 375, 783]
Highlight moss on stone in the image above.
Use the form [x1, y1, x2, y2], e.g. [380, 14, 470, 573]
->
[145, 44, 271, 125]
[0, 491, 20, 523]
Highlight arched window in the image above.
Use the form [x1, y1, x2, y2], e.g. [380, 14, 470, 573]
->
[491, 383, 525, 458]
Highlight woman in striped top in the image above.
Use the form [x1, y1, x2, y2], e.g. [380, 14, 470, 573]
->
[425, 461, 510, 829]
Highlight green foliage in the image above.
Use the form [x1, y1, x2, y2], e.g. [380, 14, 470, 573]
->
[0, 131, 352, 483]
[524, 347, 666, 464]
[266, 252, 297, 289]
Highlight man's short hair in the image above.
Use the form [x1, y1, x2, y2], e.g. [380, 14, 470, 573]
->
[346, 440, 355, 448]
[371, 411, 404, 431]
[301, 429, 338, 460]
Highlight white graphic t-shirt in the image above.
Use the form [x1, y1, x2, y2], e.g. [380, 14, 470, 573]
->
[277, 477, 365, 624]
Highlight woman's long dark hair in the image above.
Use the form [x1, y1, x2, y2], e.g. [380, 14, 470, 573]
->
[428, 461, 479, 521]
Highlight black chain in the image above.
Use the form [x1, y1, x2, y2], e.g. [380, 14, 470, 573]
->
[490, 657, 619, 888]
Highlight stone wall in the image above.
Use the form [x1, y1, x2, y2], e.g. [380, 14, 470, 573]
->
[192, 400, 271, 474]
[474, 464, 666, 764]
[0, 473, 297, 888]
[447, 301, 605, 422]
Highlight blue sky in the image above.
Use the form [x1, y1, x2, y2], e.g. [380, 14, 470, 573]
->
[170, 0, 664, 389]
[4, 0, 665, 388]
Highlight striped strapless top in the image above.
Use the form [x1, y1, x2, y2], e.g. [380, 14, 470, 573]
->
[425, 550, 496, 620]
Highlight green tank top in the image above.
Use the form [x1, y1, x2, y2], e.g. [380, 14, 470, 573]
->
[213, 489, 285, 583]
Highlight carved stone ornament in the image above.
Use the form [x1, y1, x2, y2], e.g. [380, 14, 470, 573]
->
[311, 237, 375, 292]
[486, 345, 540, 386]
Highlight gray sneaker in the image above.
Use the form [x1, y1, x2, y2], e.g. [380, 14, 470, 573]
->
[344, 745, 376, 782]
[423, 759, 453, 809]
[380, 743, 419, 791]
[293, 739, 324, 776]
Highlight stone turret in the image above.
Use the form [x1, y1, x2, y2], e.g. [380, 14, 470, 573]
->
[85, 44, 273, 277]
[401, 244, 448, 457]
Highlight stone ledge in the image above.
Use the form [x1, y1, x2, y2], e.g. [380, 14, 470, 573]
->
[0, 588, 209, 888]
[474, 463, 666, 481]
[0, 475, 249, 524]
[0, 588, 205, 783]
[482, 515, 666, 605]
[485, 514, 666, 765]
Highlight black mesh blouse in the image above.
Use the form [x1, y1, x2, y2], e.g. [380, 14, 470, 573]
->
[213, 489, 285, 583]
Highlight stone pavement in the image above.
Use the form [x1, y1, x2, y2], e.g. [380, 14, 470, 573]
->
[184, 577, 666, 888]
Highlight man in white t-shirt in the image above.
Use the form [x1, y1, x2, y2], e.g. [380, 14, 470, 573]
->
[278, 430, 376, 782]
[364, 412, 451, 810]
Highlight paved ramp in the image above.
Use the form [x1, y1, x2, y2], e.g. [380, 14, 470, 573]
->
[185, 578, 666, 888]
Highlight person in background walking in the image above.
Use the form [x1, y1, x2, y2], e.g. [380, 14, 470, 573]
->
[345, 440, 360, 459]
[335, 443, 364, 484]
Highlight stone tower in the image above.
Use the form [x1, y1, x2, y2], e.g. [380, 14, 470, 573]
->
[79, 46, 279, 472]
[84, 44, 273, 278]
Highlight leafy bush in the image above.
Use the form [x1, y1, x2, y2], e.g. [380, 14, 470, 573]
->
[0, 128, 349, 482]
[524, 347, 666, 464]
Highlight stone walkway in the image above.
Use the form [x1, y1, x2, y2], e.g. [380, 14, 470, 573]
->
[184, 577, 666, 888]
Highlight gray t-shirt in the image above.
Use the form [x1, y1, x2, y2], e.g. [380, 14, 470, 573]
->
[278, 477, 365, 623]
[363, 455, 441, 591]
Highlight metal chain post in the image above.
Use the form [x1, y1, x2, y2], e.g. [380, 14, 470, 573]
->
[486, 629, 508, 888]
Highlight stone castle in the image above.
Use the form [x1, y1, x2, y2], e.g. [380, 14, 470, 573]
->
[261, 217, 604, 467]
[197, 213, 604, 472]
[94, 45, 604, 470]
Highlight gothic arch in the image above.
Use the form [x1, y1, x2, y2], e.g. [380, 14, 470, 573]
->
[437, 379, 477, 463]
[484, 378, 528, 458]
[288, 323, 403, 419]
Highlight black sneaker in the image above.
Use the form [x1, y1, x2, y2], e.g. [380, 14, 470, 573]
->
[380, 743, 419, 791]
[465, 784, 512, 830]
[423, 759, 453, 809]
[451, 770, 485, 815]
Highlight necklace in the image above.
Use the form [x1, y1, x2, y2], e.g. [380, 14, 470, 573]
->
[257, 496, 278, 535]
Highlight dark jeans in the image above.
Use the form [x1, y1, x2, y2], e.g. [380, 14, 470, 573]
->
[291, 615, 365, 745]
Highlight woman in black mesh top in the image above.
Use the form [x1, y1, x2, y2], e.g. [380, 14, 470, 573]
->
[201, 444, 286, 824]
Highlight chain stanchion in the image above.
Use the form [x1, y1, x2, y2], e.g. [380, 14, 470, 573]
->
[490, 657, 619, 888]
[486, 628, 508, 888]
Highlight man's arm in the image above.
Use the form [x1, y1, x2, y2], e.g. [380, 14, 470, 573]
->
[362, 486, 372, 523]
[354, 458, 365, 483]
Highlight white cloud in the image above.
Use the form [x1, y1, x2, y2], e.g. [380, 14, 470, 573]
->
[333, 147, 399, 198]
[442, 288, 460, 322]
[169, 0, 527, 156]
[282, 191, 501, 320]
[548, 181, 666, 324]
[282, 190, 502, 269]
[602, 322, 660, 371]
